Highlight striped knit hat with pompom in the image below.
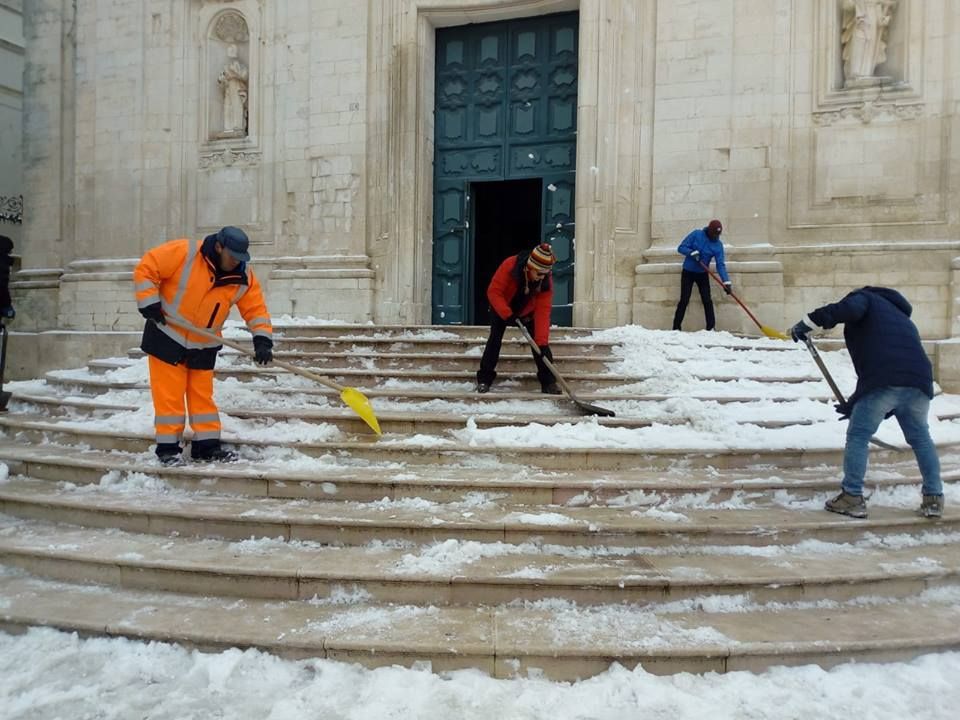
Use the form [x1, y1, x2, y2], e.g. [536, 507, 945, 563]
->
[526, 243, 556, 273]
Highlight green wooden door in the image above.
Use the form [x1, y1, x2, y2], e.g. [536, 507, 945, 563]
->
[432, 12, 578, 325]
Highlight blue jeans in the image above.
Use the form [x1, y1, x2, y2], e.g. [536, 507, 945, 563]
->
[842, 386, 941, 497]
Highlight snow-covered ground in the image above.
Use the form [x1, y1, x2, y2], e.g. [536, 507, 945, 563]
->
[1, 628, 958, 719]
[2, 324, 959, 718]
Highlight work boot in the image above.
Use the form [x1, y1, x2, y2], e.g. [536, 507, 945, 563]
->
[190, 439, 238, 463]
[825, 491, 867, 519]
[157, 451, 184, 467]
[155, 442, 183, 467]
[541, 383, 562, 395]
[476, 382, 491, 394]
[920, 494, 944, 519]
[192, 447, 238, 463]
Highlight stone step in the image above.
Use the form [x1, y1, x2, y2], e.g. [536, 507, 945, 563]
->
[268, 337, 620, 355]
[217, 351, 817, 377]
[38, 374, 836, 403]
[81, 359, 823, 386]
[270, 323, 606, 340]
[0, 413, 918, 470]
[136, 348, 622, 374]
[0, 477, 954, 549]
[10, 394, 814, 434]
[1, 443, 955, 504]
[1, 569, 958, 680]
[3, 321, 952, 679]
[269, 324, 799, 350]
[264, 333, 801, 358]
[0, 512, 957, 606]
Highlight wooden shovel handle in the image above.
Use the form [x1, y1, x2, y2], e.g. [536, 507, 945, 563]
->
[163, 314, 346, 392]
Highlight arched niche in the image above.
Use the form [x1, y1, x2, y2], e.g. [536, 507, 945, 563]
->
[206, 10, 251, 141]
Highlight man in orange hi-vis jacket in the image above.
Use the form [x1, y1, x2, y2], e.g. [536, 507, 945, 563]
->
[133, 226, 273, 465]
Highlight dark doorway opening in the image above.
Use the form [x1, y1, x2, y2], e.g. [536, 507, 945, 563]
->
[471, 178, 543, 325]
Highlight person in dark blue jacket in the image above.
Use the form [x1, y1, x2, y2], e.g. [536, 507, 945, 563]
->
[672, 219, 731, 331]
[790, 287, 942, 519]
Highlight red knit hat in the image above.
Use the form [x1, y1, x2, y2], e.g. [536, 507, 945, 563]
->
[707, 219, 723, 237]
[527, 243, 556, 273]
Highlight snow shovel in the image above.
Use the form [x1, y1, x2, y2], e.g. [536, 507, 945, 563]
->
[801, 334, 897, 451]
[514, 320, 615, 417]
[160, 315, 382, 435]
[695, 258, 789, 340]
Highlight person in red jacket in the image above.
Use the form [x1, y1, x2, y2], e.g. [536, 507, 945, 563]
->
[476, 243, 560, 395]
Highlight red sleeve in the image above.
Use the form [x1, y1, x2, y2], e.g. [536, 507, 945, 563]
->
[486, 258, 515, 321]
[532, 282, 554, 346]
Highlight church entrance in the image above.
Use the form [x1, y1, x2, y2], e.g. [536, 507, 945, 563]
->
[471, 178, 542, 326]
[431, 12, 578, 326]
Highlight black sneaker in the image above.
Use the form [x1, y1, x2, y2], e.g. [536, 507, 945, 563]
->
[541, 383, 562, 395]
[476, 382, 491, 394]
[920, 494, 944, 519]
[825, 491, 867, 519]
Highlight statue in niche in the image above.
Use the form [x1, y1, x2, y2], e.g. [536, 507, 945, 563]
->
[217, 44, 249, 136]
[841, 0, 897, 87]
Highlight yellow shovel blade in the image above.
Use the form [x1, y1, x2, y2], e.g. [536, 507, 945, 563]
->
[340, 386, 382, 435]
[762, 325, 791, 341]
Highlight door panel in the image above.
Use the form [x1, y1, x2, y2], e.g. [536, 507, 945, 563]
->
[542, 176, 575, 326]
[431, 181, 470, 324]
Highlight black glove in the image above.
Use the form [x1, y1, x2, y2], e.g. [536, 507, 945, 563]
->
[723, 282, 733, 295]
[789, 320, 811, 343]
[253, 336, 273, 366]
[0, 306, 14, 319]
[834, 401, 852, 420]
[689, 250, 701, 261]
[504, 314, 518, 325]
[140, 303, 165, 325]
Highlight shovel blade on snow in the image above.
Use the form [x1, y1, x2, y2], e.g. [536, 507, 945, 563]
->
[572, 399, 616, 418]
[761, 325, 790, 341]
[340, 387, 382, 435]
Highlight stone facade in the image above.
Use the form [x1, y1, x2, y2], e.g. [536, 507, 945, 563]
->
[0, 0, 23, 246]
[13, 1, 960, 379]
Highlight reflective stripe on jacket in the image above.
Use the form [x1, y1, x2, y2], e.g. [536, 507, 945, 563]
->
[133, 238, 272, 368]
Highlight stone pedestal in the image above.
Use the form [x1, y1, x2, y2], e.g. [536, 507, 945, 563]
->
[267, 256, 375, 322]
[9, 268, 63, 332]
[633, 248, 785, 336]
[57, 259, 139, 331]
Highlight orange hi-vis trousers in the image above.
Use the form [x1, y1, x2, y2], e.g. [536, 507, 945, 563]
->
[148, 356, 220, 445]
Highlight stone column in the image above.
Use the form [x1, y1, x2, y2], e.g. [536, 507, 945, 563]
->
[17, 0, 73, 329]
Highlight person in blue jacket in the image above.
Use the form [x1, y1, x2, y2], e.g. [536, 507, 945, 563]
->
[790, 287, 942, 519]
[672, 219, 731, 331]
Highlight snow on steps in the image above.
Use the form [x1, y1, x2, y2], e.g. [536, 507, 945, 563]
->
[0, 323, 958, 679]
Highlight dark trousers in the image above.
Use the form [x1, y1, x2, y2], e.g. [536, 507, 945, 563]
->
[477, 315, 556, 389]
[673, 269, 715, 330]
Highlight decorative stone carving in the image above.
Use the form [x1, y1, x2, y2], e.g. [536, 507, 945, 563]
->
[213, 11, 249, 45]
[0, 195, 22, 225]
[841, 0, 897, 87]
[198, 147, 262, 169]
[812, 100, 923, 125]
